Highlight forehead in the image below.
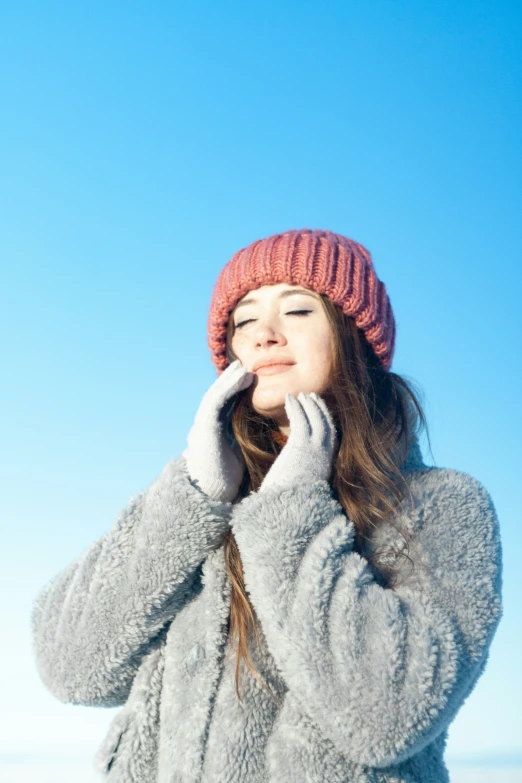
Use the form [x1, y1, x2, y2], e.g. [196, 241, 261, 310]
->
[234, 283, 319, 310]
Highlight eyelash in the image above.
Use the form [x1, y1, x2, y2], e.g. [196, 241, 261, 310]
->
[234, 310, 313, 330]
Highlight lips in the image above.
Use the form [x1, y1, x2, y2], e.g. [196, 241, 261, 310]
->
[252, 358, 295, 373]
[255, 363, 295, 376]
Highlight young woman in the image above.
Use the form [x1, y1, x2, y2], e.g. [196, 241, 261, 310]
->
[31, 228, 503, 783]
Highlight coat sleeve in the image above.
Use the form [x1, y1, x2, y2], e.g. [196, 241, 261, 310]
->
[230, 467, 503, 768]
[31, 456, 231, 708]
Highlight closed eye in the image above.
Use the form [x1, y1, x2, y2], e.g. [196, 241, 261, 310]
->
[235, 310, 313, 329]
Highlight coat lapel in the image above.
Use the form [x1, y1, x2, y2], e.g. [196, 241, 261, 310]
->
[157, 545, 232, 783]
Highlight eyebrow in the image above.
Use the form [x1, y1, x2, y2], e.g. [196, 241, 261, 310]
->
[234, 288, 318, 312]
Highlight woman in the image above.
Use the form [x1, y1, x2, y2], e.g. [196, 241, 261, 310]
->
[31, 228, 503, 782]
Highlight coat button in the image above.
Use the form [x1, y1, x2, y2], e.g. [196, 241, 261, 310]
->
[185, 643, 206, 674]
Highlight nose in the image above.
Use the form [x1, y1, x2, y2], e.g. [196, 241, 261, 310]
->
[252, 323, 288, 348]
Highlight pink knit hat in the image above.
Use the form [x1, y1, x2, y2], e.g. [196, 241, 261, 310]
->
[207, 228, 396, 374]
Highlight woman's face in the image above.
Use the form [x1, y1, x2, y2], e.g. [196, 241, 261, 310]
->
[229, 283, 334, 432]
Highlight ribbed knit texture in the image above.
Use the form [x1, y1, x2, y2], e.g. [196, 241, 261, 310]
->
[207, 228, 396, 374]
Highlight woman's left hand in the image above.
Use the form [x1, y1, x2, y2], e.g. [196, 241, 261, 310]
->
[259, 392, 338, 493]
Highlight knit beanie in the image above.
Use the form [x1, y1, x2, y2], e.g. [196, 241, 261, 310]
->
[207, 228, 396, 374]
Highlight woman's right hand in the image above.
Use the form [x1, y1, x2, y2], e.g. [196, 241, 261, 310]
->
[182, 359, 254, 503]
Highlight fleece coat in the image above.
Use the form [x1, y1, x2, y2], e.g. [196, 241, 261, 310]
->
[31, 435, 503, 782]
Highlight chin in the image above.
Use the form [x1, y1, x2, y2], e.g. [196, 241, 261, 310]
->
[249, 373, 329, 412]
[250, 387, 288, 417]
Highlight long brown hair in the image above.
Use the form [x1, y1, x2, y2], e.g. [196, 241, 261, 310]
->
[222, 294, 431, 706]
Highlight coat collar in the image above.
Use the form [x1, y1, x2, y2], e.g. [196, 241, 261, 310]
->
[399, 431, 427, 472]
[395, 392, 428, 473]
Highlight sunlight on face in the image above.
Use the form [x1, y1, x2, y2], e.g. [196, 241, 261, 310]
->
[229, 283, 334, 433]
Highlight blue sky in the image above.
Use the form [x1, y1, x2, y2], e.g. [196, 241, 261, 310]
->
[1, 0, 521, 777]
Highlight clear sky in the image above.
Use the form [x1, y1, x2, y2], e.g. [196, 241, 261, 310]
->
[1, 1, 521, 779]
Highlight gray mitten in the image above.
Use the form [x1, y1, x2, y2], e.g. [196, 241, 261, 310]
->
[182, 359, 254, 503]
[259, 392, 338, 493]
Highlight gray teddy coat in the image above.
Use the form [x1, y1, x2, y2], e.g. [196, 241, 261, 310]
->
[31, 434, 503, 782]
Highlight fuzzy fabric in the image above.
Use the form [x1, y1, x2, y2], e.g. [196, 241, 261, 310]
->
[30, 437, 503, 782]
[182, 359, 254, 503]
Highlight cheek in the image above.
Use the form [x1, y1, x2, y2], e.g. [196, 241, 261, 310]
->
[298, 327, 333, 361]
[295, 331, 333, 384]
[310, 355, 333, 386]
[229, 334, 246, 361]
